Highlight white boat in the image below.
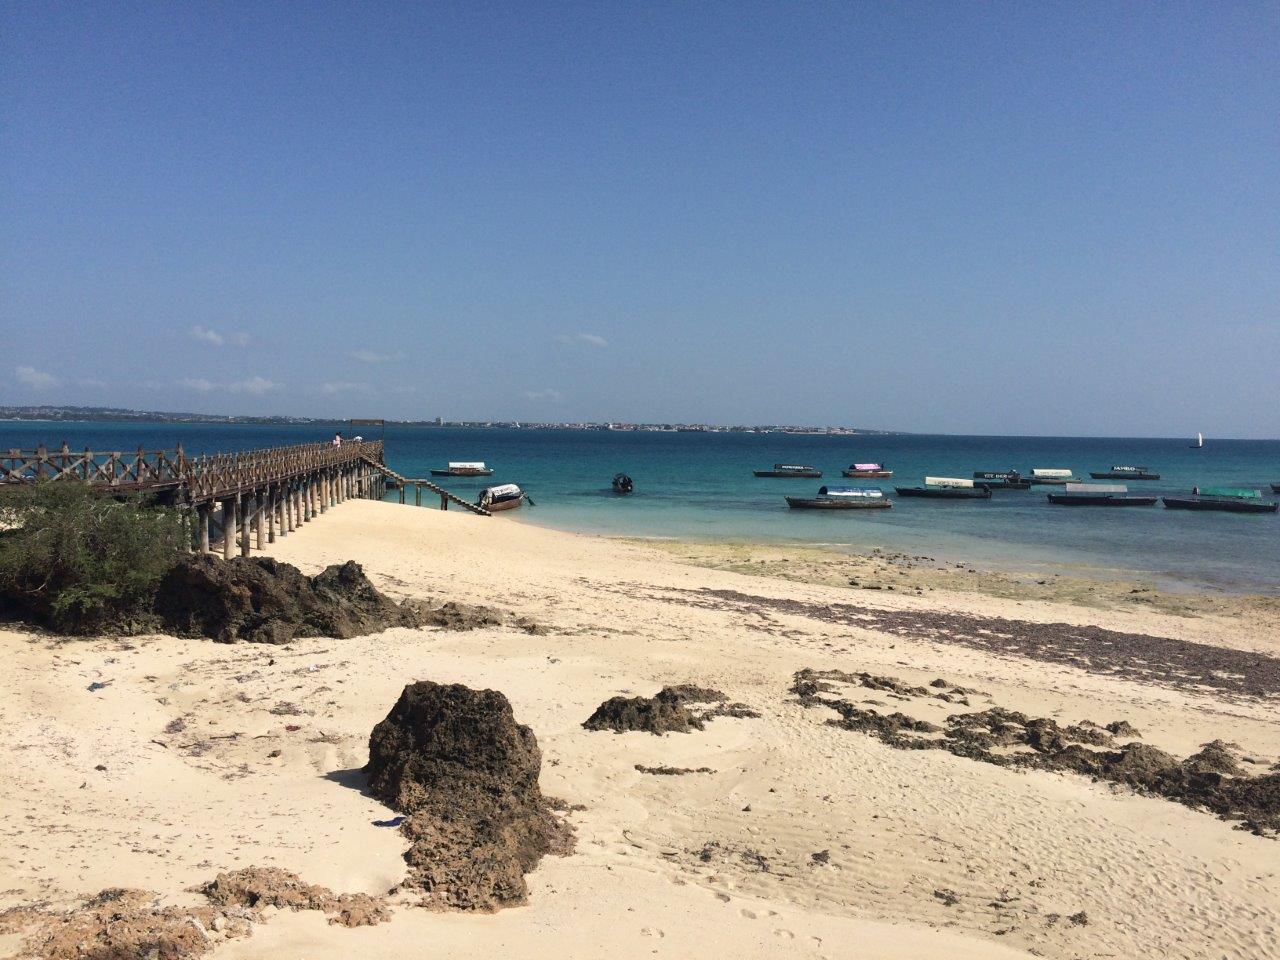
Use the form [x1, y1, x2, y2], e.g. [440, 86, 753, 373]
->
[478, 483, 524, 511]
[1029, 468, 1077, 485]
[1191, 432, 1204, 449]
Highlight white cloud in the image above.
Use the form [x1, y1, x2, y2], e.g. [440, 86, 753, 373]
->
[190, 325, 249, 347]
[232, 376, 278, 395]
[352, 349, 405, 364]
[523, 388, 564, 401]
[179, 375, 279, 395]
[556, 332, 608, 348]
[322, 381, 371, 395]
[16, 366, 58, 389]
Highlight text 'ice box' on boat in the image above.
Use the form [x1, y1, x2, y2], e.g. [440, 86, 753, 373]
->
[1047, 483, 1157, 507]
[432, 461, 494, 477]
[754, 463, 822, 478]
[842, 462, 892, 478]
[894, 476, 993, 499]
[1162, 487, 1278, 514]
[972, 470, 1030, 489]
[785, 486, 892, 510]
[477, 483, 525, 511]
[1090, 465, 1160, 481]
[1028, 468, 1078, 485]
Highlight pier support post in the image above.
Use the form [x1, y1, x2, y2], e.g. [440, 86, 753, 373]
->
[319, 474, 328, 513]
[267, 488, 277, 543]
[440, 493, 448, 510]
[222, 499, 234, 560]
[238, 493, 250, 557]
[254, 492, 266, 549]
[198, 503, 211, 554]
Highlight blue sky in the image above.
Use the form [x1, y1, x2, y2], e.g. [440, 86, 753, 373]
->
[2, 2, 1277, 437]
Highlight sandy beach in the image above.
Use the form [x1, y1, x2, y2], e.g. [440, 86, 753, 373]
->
[2, 499, 1277, 959]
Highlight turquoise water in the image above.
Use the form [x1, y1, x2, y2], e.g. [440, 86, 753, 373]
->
[4, 422, 1277, 592]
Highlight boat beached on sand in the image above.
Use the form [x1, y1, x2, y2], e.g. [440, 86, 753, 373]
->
[611, 473, 634, 494]
[894, 476, 992, 499]
[478, 483, 524, 511]
[786, 486, 891, 510]
[842, 462, 892, 478]
[755, 463, 822, 478]
[1162, 487, 1277, 514]
[432, 461, 494, 477]
[1047, 483, 1157, 507]
[1090, 465, 1160, 481]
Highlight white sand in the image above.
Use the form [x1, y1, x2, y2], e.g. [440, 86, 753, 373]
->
[1, 499, 1277, 959]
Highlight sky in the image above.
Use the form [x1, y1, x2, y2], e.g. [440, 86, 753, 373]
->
[2, 2, 1277, 438]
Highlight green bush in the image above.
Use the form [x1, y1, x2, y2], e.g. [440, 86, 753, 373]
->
[0, 482, 187, 633]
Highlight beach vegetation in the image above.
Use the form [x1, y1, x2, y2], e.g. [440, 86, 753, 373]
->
[0, 482, 186, 633]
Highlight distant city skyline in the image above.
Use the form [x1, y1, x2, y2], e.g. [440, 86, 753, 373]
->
[2, 4, 1277, 439]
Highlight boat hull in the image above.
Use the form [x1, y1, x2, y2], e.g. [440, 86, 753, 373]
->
[980, 479, 1031, 489]
[1028, 477, 1075, 485]
[1048, 493, 1157, 506]
[1162, 497, 1277, 514]
[482, 495, 524, 511]
[894, 486, 991, 499]
[755, 470, 822, 478]
[842, 469, 892, 478]
[432, 469, 494, 477]
[785, 496, 891, 510]
[1090, 472, 1159, 481]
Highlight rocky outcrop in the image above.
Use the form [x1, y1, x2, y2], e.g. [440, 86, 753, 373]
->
[154, 556, 423, 643]
[366, 681, 572, 910]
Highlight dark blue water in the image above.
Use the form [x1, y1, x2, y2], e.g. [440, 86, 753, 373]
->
[4, 422, 1277, 592]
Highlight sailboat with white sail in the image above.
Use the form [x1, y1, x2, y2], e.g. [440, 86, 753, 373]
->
[1190, 432, 1204, 449]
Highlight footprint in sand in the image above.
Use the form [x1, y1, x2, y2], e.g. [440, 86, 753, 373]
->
[740, 908, 758, 919]
[641, 926, 665, 938]
[773, 928, 796, 939]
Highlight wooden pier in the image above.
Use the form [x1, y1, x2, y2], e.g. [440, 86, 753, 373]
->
[1, 439, 489, 558]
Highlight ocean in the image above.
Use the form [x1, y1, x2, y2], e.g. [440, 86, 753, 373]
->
[4, 422, 1277, 593]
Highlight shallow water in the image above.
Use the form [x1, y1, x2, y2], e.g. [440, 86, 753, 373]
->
[4, 422, 1277, 592]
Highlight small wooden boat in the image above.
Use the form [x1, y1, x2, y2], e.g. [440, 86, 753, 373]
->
[895, 483, 992, 499]
[1090, 465, 1160, 481]
[1028, 468, 1077, 485]
[1048, 483, 1157, 506]
[432, 461, 494, 477]
[973, 470, 1030, 489]
[611, 473, 634, 494]
[477, 483, 524, 511]
[755, 463, 822, 478]
[842, 462, 892, 478]
[785, 486, 891, 510]
[1162, 487, 1277, 514]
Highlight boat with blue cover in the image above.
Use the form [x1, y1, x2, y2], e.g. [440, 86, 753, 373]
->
[785, 486, 891, 510]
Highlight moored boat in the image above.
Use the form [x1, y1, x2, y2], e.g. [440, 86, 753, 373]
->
[973, 470, 1030, 489]
[432, 461, 494, 477]
[1090, 465, 1160, 481]
[1273, 483, 1280, 494]
[785, 486, 891, 510]
[842, 462, 892, 478]
[611, 472, 634, 494]
[1028, 468, 1077, 485]
[895, 481, 992, 499]
[755, 463, 822, 478]
[477, 483, 524, 511]
[1162, 487, 1277, 514]
[1047, 483, 1157, 506]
